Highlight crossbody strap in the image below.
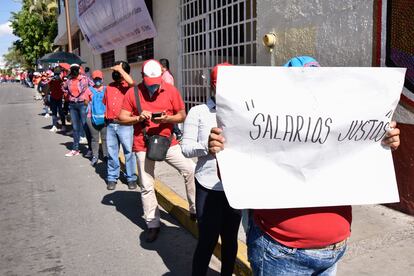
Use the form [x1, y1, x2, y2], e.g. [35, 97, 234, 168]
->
[133, 86, 173, 140]
[134, 85, 147, 137]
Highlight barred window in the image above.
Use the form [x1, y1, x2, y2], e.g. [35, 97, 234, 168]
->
[101, 50, 115, 68]
[126, 38, 154, 63]
[125, 0, 154, 63]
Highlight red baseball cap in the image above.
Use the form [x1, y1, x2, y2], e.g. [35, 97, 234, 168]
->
[92, 70, 103, 79]
[211, 62, 232, 89]
[142, 59, 163, 86]
[59, 63, 71, 71]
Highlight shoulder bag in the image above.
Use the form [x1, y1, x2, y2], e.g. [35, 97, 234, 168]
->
[134, 86, 172, 161]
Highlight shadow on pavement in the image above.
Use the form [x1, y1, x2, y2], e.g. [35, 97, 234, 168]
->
[101, 191, 220, 275]
[40, 124, 73, 137]
[94, 161, 107, 184]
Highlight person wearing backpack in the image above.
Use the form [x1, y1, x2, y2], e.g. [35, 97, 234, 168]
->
[85, 70, 108, 167]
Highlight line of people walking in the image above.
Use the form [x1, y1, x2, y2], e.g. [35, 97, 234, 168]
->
[35, 56, 402, 276]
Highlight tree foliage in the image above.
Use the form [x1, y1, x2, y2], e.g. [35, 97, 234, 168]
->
[3, 45, 28, 69]
[9, 0, 58, 68]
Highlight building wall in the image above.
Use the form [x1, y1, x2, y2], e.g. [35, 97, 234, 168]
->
[152, 0, 180, 86]
[257, 0, 375, 67]
[55, 0, 79, 45]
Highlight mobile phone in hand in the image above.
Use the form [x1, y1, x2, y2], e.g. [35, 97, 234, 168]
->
[151, 112, 163, 119]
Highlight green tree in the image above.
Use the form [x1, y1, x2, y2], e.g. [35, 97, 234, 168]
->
[9, 0, 58, 67]
[2, 44, 29, 69]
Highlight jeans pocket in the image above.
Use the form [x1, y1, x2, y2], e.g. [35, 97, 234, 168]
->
[265, 240, 296, 260]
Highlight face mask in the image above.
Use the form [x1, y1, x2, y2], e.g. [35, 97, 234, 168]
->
[112, 71, 121, 82]
[70, 69, 79, 77]
[145, 84, 160, 95]
[93, 78, 102, 87]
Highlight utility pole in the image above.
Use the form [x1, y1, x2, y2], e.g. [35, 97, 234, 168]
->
[64, 0, 72, 53]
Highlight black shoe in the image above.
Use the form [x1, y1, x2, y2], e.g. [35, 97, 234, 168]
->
[128, 181, 137, 190]
[190, 213, 197, 221]
[145, 227, 160, 243]
[107, 181, 116, 190]
[90, 156, 98, 167]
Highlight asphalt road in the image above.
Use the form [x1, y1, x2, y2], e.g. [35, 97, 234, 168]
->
[2, 83, 414, 276]
[0, 83, 220, 276]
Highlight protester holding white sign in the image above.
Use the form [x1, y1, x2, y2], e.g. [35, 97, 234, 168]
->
[208, 56, 403, 276]
[181, 63, 241, 276]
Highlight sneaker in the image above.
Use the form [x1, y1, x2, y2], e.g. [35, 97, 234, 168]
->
[65, 150, 80, 157]
[49, 126, 58, 133]
[127, 181, 137, 190]
[79, 137, 88, 144]
[84, 150, 93, 159]
[107, 181, 116, 190]
[44, 113, 50, 118]
[90, 156, 98, 167]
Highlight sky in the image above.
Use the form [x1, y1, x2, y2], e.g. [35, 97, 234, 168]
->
[0, 0, 22, 67]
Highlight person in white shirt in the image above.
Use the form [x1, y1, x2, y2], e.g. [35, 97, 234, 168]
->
[181, 63, 241, 276]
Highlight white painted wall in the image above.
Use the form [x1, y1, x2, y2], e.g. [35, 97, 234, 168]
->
[56, 1, 180, 87]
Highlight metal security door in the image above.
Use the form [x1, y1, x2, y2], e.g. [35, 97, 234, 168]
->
[179, 0, 257, 110]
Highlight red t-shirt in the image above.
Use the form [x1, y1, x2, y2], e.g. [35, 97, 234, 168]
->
[254, 206, 352, 248]
[69, 78, 80, 96]
[103, 81, 130, 119]
[48, 79, 65, 100]
[122, 82, 185, 152]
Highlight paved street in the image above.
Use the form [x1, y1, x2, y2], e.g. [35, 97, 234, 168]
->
[0, 83, 220, 276]
[1, 83, 414, 276]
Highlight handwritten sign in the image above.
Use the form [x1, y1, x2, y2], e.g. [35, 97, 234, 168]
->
[215, 66, 406, 209]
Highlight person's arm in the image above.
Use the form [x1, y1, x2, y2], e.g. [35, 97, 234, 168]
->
[181, 107, 209, 158]
[118, 108, 151, 125]
[84, 87, 92, 105]
[382, 121, 400, 150]
[111, 63, 135, 87]
[118, 89, 151, 125]
[152, 109, 186, 125]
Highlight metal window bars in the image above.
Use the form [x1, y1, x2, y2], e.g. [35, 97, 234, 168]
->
[179, 0, 257, 111]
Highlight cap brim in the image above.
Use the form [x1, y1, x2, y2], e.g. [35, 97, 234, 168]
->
[144, 76, 162, 86]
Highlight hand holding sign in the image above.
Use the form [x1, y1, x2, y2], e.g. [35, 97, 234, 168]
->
[214, 66, 406, 209]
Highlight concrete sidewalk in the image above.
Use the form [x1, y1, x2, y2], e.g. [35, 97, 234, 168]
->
[153, 158, 414, 275]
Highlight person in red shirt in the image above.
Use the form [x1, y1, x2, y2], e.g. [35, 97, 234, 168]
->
[45, 68, 66, 133]
[33, 73, 42, 100]
[102, 61, 137, 190]
[207, 56, 402, 276]
[62, 64, 91, 157]
[118, 59, 196, 243]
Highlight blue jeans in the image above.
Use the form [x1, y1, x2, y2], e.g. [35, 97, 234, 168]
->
[106, 123, 137, 183]
[247, 222, 347, 276]
[69, 102, 88, 151]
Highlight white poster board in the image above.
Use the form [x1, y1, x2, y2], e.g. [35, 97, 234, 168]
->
[216, 66, 406, 209]
[77, 0, 157, 54]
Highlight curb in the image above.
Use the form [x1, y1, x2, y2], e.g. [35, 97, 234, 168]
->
[119, 154, 252, 275]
